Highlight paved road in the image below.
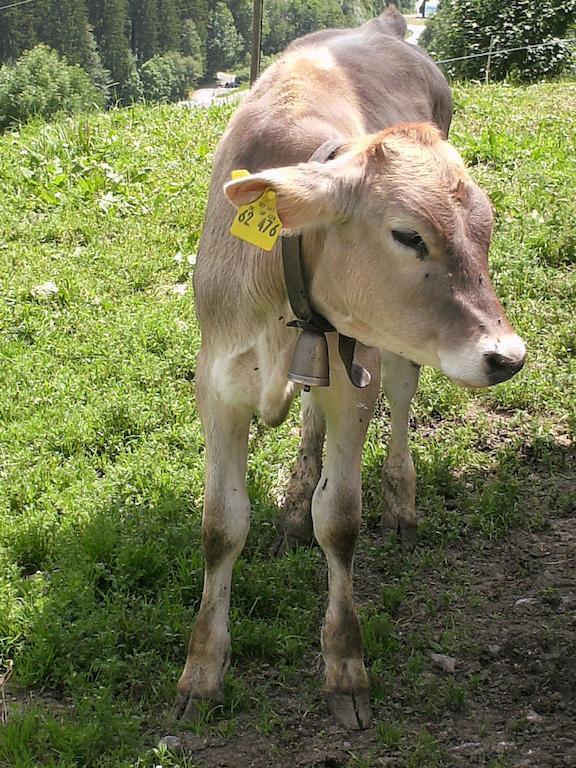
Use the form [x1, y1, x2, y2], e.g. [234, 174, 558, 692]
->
[406, 23, 426, 45]
[180, 87, 246, 108]
[180, 87, 226, 108]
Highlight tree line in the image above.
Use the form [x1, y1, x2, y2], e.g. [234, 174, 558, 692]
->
[0, 0, 404, 105]
[2, 0, 570, 126]
[422, 0, 575, 81]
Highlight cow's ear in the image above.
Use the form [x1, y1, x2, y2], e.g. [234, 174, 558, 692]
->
[224, 163, 353, 230]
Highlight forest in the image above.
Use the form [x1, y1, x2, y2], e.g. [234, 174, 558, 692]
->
[2, 0, 571, 115]
[0, 0, 408, 104]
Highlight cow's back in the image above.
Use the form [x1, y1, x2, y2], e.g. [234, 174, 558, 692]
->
[217, 16, 451, 176]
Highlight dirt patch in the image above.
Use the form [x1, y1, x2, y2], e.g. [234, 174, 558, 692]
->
[168, 467, 576, 768]
[429, 516, 576, 767]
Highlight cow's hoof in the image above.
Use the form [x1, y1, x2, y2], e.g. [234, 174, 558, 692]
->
[272, 489, 316, 557]
[399, 522, 417, 552]
[172, 689, 224, 722]
[270, 529, 314, 556]
[380, 519, 417, 552]
[326, 690, 372, 730]
[271, 509, 315, 555]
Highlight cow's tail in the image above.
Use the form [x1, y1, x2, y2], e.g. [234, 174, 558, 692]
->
[378, 4, 408, 40]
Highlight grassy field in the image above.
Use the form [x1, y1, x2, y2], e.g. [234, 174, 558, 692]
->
[0, 81, 575, 768]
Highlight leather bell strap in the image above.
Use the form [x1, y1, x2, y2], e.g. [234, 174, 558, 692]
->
[282, 237, 371, 390]
[308, 138, 343, 164]
[282, 235, 334, 333]
[338, 334, 372, 389]
[281, 137, 371, 389]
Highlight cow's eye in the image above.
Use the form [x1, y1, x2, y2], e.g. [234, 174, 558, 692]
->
[392, 229, 428, 259]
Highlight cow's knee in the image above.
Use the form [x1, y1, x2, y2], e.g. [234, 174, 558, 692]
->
[380, 353, 419, 550]
[203, 488, 250, 565]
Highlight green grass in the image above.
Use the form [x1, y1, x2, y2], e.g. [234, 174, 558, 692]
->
[0, 81, 575, 766]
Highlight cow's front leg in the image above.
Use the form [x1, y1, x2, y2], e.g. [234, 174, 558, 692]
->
[311, 341, 380, 729]
[174, 366, 251, 720]
[274, 392, 325, 552]
[380, 352, 420, 549]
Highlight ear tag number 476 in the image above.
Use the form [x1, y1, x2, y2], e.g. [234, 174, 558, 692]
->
[230, 184, 283, 252]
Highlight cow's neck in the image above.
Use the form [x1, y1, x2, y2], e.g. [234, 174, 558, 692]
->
[281, 139, 371, 391]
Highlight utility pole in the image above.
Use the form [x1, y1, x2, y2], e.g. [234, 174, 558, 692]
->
[250, 0, 264, 84]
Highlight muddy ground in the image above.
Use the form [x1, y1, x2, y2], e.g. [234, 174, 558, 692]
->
[171, 471, 576, 768]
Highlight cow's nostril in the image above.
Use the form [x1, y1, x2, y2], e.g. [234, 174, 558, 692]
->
[484, 351, 526, 384]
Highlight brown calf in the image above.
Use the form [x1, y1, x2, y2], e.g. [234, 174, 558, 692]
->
[174, 7, 526, 729]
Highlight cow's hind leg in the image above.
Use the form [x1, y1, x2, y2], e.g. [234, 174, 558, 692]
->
[380, 352, 420, 550]
[174, 360, 251, 720]
[274, 393, 324, 553]
[311, 342, 380, 729]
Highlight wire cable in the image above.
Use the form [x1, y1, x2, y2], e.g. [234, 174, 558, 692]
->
[0, 0, 37, 11]
[435, 37, 576, 65]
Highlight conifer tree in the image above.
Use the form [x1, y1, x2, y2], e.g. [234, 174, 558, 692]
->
[91, 0, 135, 96]
[227, 0, 252, 55]
[180, 19, 205, 68]
[42, 0, 93, 70]
[0, 1, 50, 62]
[157, 0, 181, 52]
[179, 0, 210, 43]
[206, 1, 242, 75]
[129, 0, 159, 61]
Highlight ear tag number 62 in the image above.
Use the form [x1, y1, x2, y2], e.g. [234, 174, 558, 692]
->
[230, 172, 283, 251]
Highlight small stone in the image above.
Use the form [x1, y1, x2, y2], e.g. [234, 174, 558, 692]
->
[450, 742, 482, 752]
[526, 708, 543, 723]
[430, 652, 456, 673]
[342, 741, 351, 749]
[324, 752, 346, 768]
[158, 735, 183, 754]
[487, 644, 501, 656]
[514, 597, 537, 607]
[98, 191, 119, 212]
[31, 280, 58, 299]
[25, 571, 44, 581]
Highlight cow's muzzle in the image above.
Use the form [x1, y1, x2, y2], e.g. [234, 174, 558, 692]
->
[484, 349, 526, 385]
[438, 333, 526, 388]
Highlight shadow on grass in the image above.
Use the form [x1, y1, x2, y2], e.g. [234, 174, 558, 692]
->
[2, 426, 574, 766]
[363, 430, 574, 545]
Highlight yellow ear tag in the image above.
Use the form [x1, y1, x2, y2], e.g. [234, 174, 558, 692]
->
[230, 171, 283, 251]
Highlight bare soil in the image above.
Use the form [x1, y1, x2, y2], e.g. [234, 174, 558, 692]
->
[174, 470, 576, 768]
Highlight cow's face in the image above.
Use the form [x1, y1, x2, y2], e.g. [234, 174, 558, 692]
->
[224, 124, 526, 388]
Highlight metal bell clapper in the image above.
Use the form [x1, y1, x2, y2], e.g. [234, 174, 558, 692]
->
[287, 329, 331, 388]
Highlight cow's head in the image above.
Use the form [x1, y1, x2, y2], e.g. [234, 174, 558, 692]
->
[224, 123, 526, 388]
